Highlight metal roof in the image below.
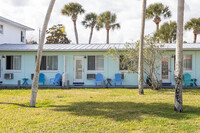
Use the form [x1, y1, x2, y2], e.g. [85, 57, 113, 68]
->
[0, 43, 200, 52]
[159, 43, 200, 50]
[0, 16, 34, 31]
[0, 43, 125, 52]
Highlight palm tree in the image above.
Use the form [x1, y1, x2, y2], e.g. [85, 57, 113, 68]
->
[146, 3, 171, 32]
[30, 0, 56, 107]
[97, 11, 120, 44]
[174, 0, 184, 113]
[138, 0, 147, 95]
[154, 21, 177, 43]
[61, 2, 85, 44]
[185, 18, 200, 43]
[82, 13, 98, 44]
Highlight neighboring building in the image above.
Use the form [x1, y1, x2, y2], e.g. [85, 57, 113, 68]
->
[0, 16, 34, 44]
[0, 43, 198, 87]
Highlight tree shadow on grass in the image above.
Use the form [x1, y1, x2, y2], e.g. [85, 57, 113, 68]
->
[49, 102, 200, 121]
[0, 102, 43, 108]
[0, 102, 29, 107]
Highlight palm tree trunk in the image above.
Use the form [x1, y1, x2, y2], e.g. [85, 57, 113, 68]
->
[174, 0, 184, 113]
[106, 29, 109, 44]
[30, 0, 56, 107]
[89, 26, 94, 44]
[194, 33, 197, 43]
[156, 23, 160, 43]
[156, 23, 159, 32]
[138, 0, 146, 95]
[73, 20, 79, 44]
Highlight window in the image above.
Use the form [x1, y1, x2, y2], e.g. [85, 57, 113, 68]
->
[0, 25, 3, 34]
[21, 31, 24, 42]
[119, 56, 128, 70]
[6, 55, 21, 70]
[183, 55, 192, 71]
[88, 55, 104, 71]
[37, 56, 58, 70]
[119, 56, 136, 71]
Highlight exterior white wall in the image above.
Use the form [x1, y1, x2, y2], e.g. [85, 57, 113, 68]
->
[0, 21, 26, 44]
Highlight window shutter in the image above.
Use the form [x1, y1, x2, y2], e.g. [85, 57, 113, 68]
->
[40, 56, 47, 70]
[88, 56, 95, 70]
[174, 55, 176, 70]
[21, 31, 24, 42]
[6, 56, 12, 70]
[0, 25, 3, 34]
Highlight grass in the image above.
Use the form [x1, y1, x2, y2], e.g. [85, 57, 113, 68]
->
[0, 89, 200, 132]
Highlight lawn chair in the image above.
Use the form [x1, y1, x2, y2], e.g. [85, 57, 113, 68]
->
[39, 73, 45, 86]
[49, 73, 62, 86]
[113, 73, 122, 87]
[94, 73, 103, 86]
[184, 73, 195, 87]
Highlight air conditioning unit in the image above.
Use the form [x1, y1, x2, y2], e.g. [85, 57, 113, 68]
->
[4, 73, 14, 79]
[87, 74, 96, 80]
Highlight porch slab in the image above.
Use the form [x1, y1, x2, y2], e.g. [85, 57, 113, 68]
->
[0, 84, 199, 89]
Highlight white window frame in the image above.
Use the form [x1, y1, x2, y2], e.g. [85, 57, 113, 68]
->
[36, 55, 58, 72]
[0, 25, 3, 34]
[87, 55, 104, 73]
[183, 54, 192, 72]
[5, 55, 22, 72]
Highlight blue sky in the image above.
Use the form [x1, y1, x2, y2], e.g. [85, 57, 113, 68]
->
[0, 0, 198, 43]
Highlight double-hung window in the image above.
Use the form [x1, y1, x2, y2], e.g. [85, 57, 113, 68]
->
[183, 55, 192, 71]
[119, 56, 128, 71]
[119, 56, 137, 71]
[6, 55, 21, 70]
[88, 55, 104, 71]
[0, 25, 3, 34]
[38, 56, 58, 71]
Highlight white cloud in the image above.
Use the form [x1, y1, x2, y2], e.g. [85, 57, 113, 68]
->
[0, 0, 199, 43]
[8, 0, 29, 7]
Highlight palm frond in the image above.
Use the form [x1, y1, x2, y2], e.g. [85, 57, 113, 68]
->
[97, 11, 120, 31]
[185, 18, 200, 31]
[154, 20, 177, 43]
[61, 2, 85, 17]
[82, 12, 98, 29]
[163, 6, 171, 18]
[146, 3, 171, 19]
[111, 23, 120, 30]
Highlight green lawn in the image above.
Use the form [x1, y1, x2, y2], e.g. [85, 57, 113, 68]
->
[0, 89, 200, 132]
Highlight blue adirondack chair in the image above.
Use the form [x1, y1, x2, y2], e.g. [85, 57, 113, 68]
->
[113, 73, 123, 87]
[49, 73, 62, 86]
[184, 73, 195, 87]
[94, 73, 103, 86]
[39, 73, 45, 86]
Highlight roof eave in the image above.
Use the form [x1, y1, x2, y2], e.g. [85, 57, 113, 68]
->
[0, 16, 34, 31]
[2, 48, 200, 52]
